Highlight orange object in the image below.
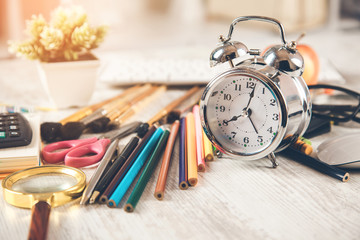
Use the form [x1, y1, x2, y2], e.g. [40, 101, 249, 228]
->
[186, 112, 198, 186]
[154, 120, 180, 200]
[202, 130, 214, 161]
[297, 44, 320, 86]
[192, 105, 205, 172]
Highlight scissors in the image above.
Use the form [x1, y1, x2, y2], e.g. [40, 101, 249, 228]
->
[42, 121, 141, 168]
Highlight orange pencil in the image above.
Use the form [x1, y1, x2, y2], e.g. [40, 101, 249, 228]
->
[192, 105, 205, 172]
[202, 130, 214, 161]
[186, 112, 198, 186]
[154, 120, 180, 200]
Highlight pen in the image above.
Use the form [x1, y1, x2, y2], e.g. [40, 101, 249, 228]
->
[125, 129, 170, 212]
[282, 147, 350, 182]
[88, 136, 139, 203]
[108, 127, 164, 208]
[179, 117, 188, 190]
[99, 125, 157, 204]
[79, 139, 119, 205]
[154, 120, 180, 200]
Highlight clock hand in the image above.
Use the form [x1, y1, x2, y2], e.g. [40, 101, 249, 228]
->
[247, 108, 258, 134]
[223, 111, 247, 124]
[244, 85, 256, 112]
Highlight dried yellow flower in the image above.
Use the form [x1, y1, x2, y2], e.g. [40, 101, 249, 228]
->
[26, 14, 47, 38]
[40, 26, 64, 51]
[71, 23, 96, 49]
[8, 6, 106, 62]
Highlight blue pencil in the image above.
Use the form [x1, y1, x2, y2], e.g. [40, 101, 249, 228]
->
[108, 127, 164, 207]
[179, 117, 188, 189]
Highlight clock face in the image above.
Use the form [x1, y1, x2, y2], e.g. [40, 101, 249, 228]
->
[202, 71, 284, 158]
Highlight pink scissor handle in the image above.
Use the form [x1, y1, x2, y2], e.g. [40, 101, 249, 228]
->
[64, 138, 111, 168]
[42, 137, 98, 163]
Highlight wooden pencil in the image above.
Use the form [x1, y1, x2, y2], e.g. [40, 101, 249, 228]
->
[179, 117, 188, 190]
[98, 125, 157, 204]
[203, 130, 214, 161]
[108, 127, 164, 208]
[125, 129, 170, 212]
[192, 105, 205, 172]
[154, 120, 180, 200]
[186, 112, 198, 186]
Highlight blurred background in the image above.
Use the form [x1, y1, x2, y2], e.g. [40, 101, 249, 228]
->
[1, 0, 360, 51]
[1, 0, 360, 87]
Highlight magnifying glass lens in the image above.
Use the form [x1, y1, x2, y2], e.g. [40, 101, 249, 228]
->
[12, 173, 78, 194]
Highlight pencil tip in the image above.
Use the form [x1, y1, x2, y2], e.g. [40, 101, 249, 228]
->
[179, 181, 189, 190]
[154, 192, 163, 200]
[124, 204, 134, 212]
[107, 200, 116, 208]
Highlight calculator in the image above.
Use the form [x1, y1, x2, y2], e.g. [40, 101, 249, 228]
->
[0, 113, 33, 148]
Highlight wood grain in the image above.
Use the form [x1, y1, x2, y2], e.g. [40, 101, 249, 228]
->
[28, 201, 51, 240]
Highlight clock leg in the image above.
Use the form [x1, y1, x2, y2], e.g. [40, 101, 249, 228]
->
[267, 152, 279, 168]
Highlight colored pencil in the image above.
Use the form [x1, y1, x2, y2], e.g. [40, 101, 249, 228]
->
[80, 139, 119, 205]
[125, 129, 170, 212]
[203, 130, 214, 161]
[99, 125, 157, 204]
[186, 112, 198, 186]
[179, 117, 188, 190]
[154, 120, 180, 200]
[192, 105, 205, 172]
[108, 127, 164, 207]
[88, 137, 139, 203]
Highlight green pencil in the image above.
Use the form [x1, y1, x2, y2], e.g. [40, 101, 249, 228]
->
[124, 128, 170, 212]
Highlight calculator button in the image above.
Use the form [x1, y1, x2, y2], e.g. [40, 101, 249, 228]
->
[9, 131, 20, 137]
[9, 121, 18, 125]
[9, 125, 19, 130]
[0, 132, 6, 138]
[0, 127, 5, 131]
[0, 117, 4, 121]
[0, 122, 5, 126]
[8, 116, 17, 120]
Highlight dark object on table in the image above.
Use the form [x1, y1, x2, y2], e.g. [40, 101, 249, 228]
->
[303, 116, 331, 138]
[0, 113, 33, 148]
[282, 147, 349, 182]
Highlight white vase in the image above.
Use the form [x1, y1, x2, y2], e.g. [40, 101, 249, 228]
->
[37, 57, 100, 109]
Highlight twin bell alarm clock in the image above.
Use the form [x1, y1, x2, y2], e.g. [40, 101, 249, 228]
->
[199, 16, 312, 167]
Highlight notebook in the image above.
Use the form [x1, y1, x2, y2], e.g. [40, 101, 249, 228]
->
[0, 114, 41, 178]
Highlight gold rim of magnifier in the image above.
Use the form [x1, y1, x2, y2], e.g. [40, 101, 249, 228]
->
[2, 165, 86, 208]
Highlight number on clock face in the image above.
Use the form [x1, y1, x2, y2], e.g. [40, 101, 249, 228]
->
[206, 74, 280, 155]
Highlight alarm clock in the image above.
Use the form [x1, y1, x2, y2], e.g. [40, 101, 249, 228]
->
[199, 16, 311, 167]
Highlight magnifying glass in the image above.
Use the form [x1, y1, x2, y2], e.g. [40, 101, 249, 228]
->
[2, 165, 86, 240]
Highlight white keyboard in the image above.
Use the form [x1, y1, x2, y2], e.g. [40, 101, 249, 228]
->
[98, 51, 216, 85]
[98, 51, 345, 86]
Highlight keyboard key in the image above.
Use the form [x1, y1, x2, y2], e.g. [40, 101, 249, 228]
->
[0, 132, 6, 138]
[9, 131, 20, 137]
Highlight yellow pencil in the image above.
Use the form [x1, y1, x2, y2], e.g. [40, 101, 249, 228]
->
[186, 112, 198, 186]
[202, 130, 214, 161]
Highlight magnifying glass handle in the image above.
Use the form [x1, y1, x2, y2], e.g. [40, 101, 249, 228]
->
[28, 201, 51, 240]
